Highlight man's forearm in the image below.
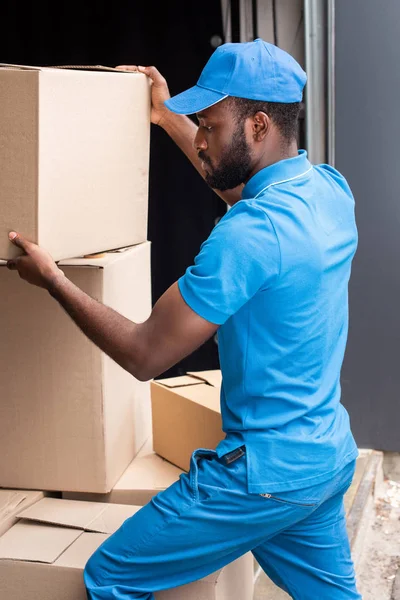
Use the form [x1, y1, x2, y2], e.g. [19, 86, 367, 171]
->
[159, 112, 243, 206]
[48, 274, 148, 380]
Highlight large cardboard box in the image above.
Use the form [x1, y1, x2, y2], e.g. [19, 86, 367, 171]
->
[63, 437, 184, 505]
[0, 64, 150, 261]
[0, 243, 152, 492]
[151, 371, 224, 471]
[0, 498, 254, 600]
[0, 489, 45, 537]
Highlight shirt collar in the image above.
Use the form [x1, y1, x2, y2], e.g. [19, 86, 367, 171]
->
[242, 150, 312, 200]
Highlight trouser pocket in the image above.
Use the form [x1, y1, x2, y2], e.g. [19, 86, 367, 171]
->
[189, 446, 247, 502]
[259, 493, 318, 508]
[189, 448, 218, 502]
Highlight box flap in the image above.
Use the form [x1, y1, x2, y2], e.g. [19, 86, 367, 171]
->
[156, 370, 222, 390]
[0, 489, 45, 538]
[0, 521, 81, 563]
[187, 370, 222, 389]
[0, 63, 42, 71]
[17, 498, 107, 531]
[0, 64, 138, 74]
[54, 531, 109, 568]
[86, 504, 140, 533]
[58, 244, 149, 268]
[17, 498, 140, 534]
[0, 244, 150, 269]
[49, 65, 139, 73]
[0, 491, 28, 519]
[155, 375, 204, 389]
[172, 382, 221, 412]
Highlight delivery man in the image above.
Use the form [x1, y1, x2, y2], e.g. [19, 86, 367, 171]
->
[7, 39, 361, 599]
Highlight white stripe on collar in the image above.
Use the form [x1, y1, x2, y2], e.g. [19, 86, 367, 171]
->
[254, 166, 313, 199]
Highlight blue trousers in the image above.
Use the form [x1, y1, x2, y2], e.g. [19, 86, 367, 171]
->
[84, 447, 361, 599]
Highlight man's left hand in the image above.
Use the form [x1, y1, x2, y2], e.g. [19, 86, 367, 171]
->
[6, 232, 65, 289]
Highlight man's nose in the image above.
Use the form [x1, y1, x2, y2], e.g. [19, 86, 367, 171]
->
[194, 128, 208, 152]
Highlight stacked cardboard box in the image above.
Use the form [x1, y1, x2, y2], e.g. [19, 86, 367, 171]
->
[0, 65, 254, 599]
[0, 244, 153, 493]
[151, 370, 225, 470]
[0, 499, 254, 600]
[0, 63, 152, 493]
[0, 63, 150, 261]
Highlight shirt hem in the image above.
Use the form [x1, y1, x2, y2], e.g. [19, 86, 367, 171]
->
[247, 447, 359, 494]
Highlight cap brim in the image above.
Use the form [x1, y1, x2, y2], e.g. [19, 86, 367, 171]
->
[164, 85, 228, 115]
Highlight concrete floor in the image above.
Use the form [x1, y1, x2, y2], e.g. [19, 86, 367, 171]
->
[356, 478, 400, 600]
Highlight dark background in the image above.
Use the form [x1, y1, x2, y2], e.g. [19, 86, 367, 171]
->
[1, 0, 226, 376]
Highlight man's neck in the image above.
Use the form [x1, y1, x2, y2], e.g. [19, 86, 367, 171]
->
[247, 140, 299, 183]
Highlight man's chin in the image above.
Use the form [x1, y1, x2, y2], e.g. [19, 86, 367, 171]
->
[206, 174, 239, 192]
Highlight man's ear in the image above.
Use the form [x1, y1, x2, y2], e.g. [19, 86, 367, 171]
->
[252, 111, 270, 141]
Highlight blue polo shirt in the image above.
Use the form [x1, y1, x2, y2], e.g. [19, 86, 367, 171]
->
[178, 150, 358, 494]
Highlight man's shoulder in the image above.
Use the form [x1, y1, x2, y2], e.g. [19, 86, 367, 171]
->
[219, 199, 273, 225]
[204, 200, 279, 256]
[313, 163, 354, 200]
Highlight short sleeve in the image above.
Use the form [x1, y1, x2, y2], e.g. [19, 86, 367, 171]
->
[178, 202, 281, 325]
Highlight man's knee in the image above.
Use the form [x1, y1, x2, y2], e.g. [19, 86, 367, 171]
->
[83, 544, 149, 599]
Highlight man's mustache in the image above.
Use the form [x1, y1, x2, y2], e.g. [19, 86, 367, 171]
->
[198, 152, 212, 166]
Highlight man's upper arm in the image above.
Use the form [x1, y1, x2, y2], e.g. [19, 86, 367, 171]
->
[137, 202, 280, 381]
[136, 282, 218, 381]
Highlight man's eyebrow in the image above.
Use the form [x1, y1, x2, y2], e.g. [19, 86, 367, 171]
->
[197, 112, 206, 119]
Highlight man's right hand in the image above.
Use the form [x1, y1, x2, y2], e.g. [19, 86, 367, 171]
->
[116, 65, 171, 127]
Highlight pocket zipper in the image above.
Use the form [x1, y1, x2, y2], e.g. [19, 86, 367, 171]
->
[260, 493, 316, 507]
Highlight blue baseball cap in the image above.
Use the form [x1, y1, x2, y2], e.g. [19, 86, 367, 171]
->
[165, 38, 306, 115]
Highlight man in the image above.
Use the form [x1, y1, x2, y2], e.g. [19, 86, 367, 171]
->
[7, 39, 361, 599]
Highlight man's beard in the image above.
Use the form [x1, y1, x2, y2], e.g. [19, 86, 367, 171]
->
[199, 123, 253, 191]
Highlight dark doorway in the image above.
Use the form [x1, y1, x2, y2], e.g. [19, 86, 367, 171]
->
[0, 1, 226, 376]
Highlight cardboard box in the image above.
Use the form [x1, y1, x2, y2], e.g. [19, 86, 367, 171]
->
[0, 243, 152, 492]
[151, 371, 224, 471]
[63, 437, 183, 505]
[0, 498, 254, 600]
[0, 489, 45, 537]
[0, 64, 150, 261]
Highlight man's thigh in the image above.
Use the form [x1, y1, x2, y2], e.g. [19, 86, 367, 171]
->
[253, 463, 362, 600]
[84, 448, 320, 599]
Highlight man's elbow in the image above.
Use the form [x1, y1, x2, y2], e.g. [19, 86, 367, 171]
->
[126, 349, 156, 382]
[134, 364, 153, 382]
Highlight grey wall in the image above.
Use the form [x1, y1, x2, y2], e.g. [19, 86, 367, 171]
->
[336, 0, 400, 450]
[220, 0, 304, 66]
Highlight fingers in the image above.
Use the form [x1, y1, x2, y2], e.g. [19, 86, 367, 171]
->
[7, 256, 26, 271]
[6, 260, 18, 270]
[9, 231, 32, 253]
[115, 65, 139, 72]
[137, 66, 166, 86]
[116, 64, 166, 86]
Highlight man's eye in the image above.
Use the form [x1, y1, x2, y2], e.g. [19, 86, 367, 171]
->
[205, 126, 213, 132]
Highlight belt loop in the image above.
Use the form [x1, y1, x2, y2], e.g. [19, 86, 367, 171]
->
[222, 445, 246, 465]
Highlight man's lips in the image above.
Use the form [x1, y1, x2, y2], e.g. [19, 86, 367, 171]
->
[199, 155, 211, 171]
